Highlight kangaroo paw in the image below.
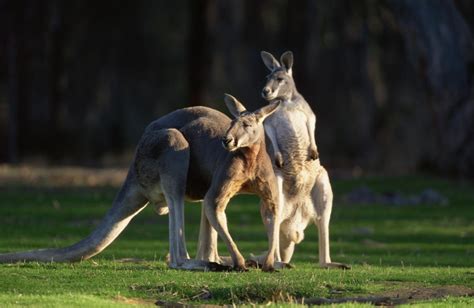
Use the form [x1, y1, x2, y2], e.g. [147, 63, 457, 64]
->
[275, 261, 295, 269]
[275, 152, 284, 168]
[308, 147, 319, 160]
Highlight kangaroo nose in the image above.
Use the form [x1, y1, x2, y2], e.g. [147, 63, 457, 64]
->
[222, 137, 233, 148]
[262, 87, 271, 95]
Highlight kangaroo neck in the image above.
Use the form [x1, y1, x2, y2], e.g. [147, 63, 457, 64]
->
[238, 138, 266, 172]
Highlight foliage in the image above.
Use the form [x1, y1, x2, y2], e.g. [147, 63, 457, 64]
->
[2, 1, 474, 176]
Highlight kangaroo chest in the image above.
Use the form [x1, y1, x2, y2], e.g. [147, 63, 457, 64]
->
[265, 107, 311, 155]
[266, 104, 318, 197]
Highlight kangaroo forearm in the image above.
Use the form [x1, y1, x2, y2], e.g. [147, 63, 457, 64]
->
[306, 117, 317, 148]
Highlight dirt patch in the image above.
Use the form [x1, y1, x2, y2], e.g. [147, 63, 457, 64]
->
[303, 285, 474, 306]
[114, 295, 155, 306]
[381, 284, 473, 301]
[145, 284, 474, 307]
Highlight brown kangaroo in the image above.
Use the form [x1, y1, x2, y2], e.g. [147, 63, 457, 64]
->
[0, 94, 281, 272]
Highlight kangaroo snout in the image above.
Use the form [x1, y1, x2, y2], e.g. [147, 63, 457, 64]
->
[262, 87, 271, 98]
[221, 136, 235, 150]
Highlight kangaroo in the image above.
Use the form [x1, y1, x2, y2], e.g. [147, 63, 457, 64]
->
[0, 94, 281, 272]
[256, 51, 349, 269]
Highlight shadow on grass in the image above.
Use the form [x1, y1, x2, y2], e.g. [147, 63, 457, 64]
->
[0, 176, 473, 270]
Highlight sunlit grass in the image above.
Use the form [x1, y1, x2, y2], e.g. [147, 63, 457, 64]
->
[0, 176, 473, 306]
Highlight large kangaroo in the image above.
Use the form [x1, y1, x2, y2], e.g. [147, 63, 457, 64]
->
[0, 95, 281, 272]
[258, 51, 349, 269]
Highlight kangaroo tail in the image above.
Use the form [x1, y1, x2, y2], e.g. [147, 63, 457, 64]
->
[0, 166, 148, 263]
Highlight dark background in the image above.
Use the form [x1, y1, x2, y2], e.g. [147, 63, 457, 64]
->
[1, 0, 473, 178]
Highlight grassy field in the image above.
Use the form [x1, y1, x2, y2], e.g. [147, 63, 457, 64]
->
[0, 173, 473, 307]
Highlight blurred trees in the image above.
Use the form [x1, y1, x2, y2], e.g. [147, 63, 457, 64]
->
[390, 0, 474, 176]
[0, 0, 473, 177]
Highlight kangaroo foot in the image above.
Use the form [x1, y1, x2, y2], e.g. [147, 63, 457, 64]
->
[262, 265, 276, 272]
[216, 255, 233, 267]
[246, 259, 293, 270]
[194, 256, 246, 272]
[171, 259, 233, 272]
[320, 262, 351, 270]
[233, 265, 248, 272]
[276, 262, 295, 269]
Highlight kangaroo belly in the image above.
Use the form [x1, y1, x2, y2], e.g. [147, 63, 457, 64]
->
[280, 200, 314, 244]
[182, 117, 229, 200]
[266, 109, 317, 197]
[141, 107, 231, 202]
[267, 110, 311, 157]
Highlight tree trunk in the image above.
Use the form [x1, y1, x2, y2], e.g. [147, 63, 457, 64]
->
[45, 0, 65, 158]
[187, 0, 214, 106]
[389, 0, 474, 177]
[7, 29, 19, 164]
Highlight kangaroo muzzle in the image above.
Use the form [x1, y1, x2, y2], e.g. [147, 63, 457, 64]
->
[262, 86, 278, 100]
[262, 87, 271, 96]
[221, 136, 236, 151]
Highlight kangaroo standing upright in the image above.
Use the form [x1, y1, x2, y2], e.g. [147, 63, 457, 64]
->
[0, 95, 281, 272]
[259, 51, 349, 269]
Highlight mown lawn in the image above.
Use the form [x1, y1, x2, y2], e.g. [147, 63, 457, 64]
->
[0, 175, 473, 307]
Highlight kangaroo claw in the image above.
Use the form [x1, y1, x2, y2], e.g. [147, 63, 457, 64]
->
[308, 147, 319, 160]
[275, 152, 284, 168]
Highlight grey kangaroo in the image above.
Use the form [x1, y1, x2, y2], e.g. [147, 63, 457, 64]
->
[257, 50, 349, 269]
[0, 94, 281, 272]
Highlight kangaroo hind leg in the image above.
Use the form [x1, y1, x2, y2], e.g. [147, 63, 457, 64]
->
[137, 128, 191, 269]
[311, 167, 350, 270]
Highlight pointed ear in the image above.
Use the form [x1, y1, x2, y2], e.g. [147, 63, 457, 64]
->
[261, 51, 281, 71]
[280, 51, 293, 76]
[255, 101, 281, 123]
[224, 94, 247, 118]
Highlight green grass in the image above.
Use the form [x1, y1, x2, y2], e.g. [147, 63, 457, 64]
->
[0, 176, 473, 306]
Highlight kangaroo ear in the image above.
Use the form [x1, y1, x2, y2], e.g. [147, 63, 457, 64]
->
[255, 101, 281, 123]
[261, 51, 281, 71]
[224, 94, 247, 118]
[280, 51, 293, 76]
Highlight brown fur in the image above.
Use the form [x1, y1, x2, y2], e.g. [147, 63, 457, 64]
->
[0, 95, 281, 272]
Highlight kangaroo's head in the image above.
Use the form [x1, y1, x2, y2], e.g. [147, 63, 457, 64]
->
[261, 51, 296, 101]
[222, 94, 280, 152]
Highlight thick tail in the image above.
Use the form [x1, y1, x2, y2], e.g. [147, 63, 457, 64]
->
[0, 166, 148, 263]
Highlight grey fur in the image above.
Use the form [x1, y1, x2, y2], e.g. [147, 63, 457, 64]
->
[0, 96, 282, 271]
[258, 51, 349, 269]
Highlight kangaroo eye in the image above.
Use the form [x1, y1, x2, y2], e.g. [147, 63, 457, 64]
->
[243, 122, 251, 128]
[276, 77, 284, 82]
